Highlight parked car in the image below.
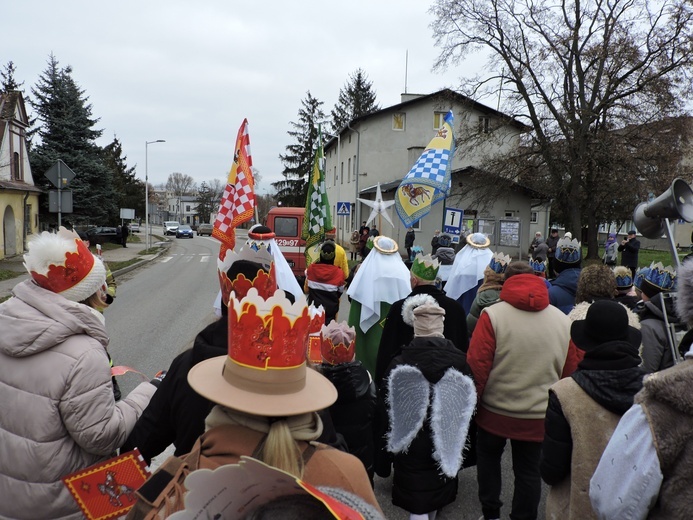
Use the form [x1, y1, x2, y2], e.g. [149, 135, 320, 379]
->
[130, 223, 140, 233]
[85, 226, 120, 245]
[197, 223, 213, 236]
[164, 221, 180, 235]
[176, 224, 194, 239]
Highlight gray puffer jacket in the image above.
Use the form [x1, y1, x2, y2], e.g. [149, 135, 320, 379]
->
[0, 280, 156, 520]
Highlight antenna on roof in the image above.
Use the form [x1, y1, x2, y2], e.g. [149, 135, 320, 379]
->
[404, 50, 409, 94]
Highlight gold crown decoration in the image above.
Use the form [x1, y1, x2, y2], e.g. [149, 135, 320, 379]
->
[372, 235, 399, 254]
[411, 253, 440, 281]
[466, 232, 491, 249]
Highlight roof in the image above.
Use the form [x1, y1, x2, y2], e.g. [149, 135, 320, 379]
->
[0, 180, 43, 194]
[359, 180, 401, 195]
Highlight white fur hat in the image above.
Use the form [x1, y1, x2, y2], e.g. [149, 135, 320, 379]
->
[24, 227, 107, 302]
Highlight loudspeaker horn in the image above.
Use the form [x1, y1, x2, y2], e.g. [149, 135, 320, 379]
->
[633, 178, 693, 239]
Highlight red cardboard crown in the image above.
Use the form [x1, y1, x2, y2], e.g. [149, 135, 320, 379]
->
[229, 288, 311, 369]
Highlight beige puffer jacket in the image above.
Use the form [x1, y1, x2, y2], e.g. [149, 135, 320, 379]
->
[0, 280, 156, 520]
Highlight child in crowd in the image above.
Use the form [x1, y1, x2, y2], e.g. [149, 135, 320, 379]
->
[319, 321, 377, 483]
[380, 302, 476, 520]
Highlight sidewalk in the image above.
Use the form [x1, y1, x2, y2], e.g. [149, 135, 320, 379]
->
[0, 233, 168, 301]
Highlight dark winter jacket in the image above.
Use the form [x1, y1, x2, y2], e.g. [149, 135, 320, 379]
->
[321, 361, 377, 479]
[122, 318, 228, 462]
[376, 284, 468, 387]
[378, 337, 471, 514]
[617, 237, 640, 267]
[405, 230, 415, 248]
[123, 318, 345, 462]
[546, 234, 560, 259]
[549, 268, 581, 314]
[637, 293, 681, 373]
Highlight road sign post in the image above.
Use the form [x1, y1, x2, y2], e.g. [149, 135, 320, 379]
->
[45, 160, 77, 227]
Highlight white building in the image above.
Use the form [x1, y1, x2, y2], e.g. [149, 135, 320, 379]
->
[324, 89, 541, 257]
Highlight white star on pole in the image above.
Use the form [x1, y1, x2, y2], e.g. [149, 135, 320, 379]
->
[358, 182, 395, 228]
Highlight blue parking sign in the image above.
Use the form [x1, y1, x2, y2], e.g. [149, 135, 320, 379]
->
[443, 207, 464, 236]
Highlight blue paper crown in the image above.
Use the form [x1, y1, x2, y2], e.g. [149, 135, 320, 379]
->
[555, 237, 581, 264]
[614, 269, 633, 288]
[635, 262, 676, 292]
[488, 252, 511, 274]
[529, 256, 547, 273]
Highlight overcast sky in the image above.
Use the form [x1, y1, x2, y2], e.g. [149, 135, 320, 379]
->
[4, 1, 484, 194]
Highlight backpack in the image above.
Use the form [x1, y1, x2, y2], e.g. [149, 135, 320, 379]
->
[126, 433, 317, 519]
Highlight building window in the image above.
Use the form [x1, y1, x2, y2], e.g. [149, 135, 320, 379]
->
[392, 113, 406, 131]
[334, 166, 337, 186]
[186, 205, 191, 212]
[530, 211, 538, 223]
[411, 219, 421, 231]
[504, 211, 514, 218]
[340, 162, 344, 185]
[345, 158, 350, 185]
[13, 152, 21, 180]
[352, 155, 357, 182]
[433, 111, 447, 129]
[479, 116, 492, 134]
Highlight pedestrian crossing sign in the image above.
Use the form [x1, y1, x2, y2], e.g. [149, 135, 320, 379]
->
[337, 202, 351, 216]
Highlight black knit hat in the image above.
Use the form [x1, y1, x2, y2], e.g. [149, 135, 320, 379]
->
[571, 300, 641, 351]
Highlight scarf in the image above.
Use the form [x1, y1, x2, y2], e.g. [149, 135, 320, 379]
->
[604, 233, 617, 247]
[205, 406, 324, 442]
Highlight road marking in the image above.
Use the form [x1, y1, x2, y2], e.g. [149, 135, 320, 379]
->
[201, 256, 210, 262]
[161, 257, 172, 263]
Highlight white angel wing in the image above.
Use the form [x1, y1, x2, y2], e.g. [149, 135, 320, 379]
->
[430, 368, 477, 478]
[386, 365, 430, 454]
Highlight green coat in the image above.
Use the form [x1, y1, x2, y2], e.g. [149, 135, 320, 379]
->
[348, 300, 392, 376]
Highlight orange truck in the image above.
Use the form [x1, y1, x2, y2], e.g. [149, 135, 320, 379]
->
[266, 206, 306, 280]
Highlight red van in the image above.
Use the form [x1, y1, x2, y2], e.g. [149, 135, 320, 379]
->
[266, 207, 306, 280]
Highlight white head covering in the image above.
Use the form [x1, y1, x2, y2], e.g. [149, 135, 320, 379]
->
[444, 245, 495, 300]
[346, 237, 411, 333]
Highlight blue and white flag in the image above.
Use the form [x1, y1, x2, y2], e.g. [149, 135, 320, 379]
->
[395, 111, 454, 227]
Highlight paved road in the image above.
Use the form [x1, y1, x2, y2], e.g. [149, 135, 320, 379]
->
[109, 236, 547, 519]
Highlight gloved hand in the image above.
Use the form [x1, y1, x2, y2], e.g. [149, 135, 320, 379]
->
[150, 370, 167, 388]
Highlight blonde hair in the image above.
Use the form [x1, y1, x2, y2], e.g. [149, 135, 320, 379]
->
[259, 419, 305, 478]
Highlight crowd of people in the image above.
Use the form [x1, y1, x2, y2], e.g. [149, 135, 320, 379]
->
[1, 222, 691, 520]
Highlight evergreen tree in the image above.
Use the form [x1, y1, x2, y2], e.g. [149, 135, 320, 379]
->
[273, 91, 326, 207]
[29, 54, 117, 225]
[330, 69, 380, 134]
[103, 135, 144, 218]
[1, 61, 23, 92]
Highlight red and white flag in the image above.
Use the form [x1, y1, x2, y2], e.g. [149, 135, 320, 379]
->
[213, 119, 256, 258]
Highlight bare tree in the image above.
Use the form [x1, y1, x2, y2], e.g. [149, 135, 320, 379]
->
[166, 172, 196, 196]
[431, 0, 693, 257]
[166, 172, 197, 222]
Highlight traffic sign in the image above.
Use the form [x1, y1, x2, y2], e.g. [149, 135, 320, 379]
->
[443, 207, 464, 236]
[337, 202, 351, 216]
[44, 159, 76, 189]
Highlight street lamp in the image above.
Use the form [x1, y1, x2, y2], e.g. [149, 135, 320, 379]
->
[145, 139, 166, 250]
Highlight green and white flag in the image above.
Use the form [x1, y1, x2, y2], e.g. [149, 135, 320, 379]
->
[302, 125, 332, 262]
